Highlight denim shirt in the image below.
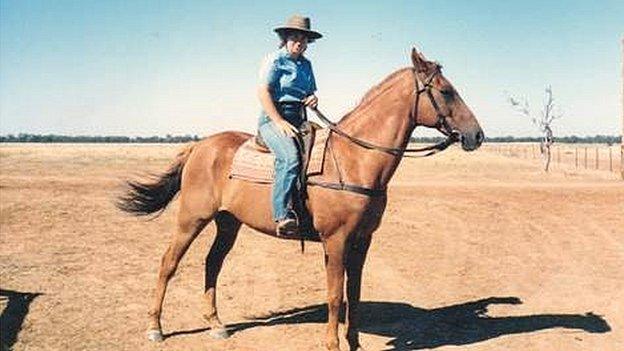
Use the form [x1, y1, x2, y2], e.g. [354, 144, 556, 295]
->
[258, 47, 317, 103]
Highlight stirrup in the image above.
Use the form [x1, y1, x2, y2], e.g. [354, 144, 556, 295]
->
[276, 211, 299, 237]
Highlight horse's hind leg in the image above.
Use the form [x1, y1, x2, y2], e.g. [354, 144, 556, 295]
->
[202, 211, 241, 339]
[147, 211, 211, 342]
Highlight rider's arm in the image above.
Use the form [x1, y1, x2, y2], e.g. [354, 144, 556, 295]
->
[257, 85, 298, 137]
[302, 94, 318, 108]
[302, 59, 318, 108]
[257, 53, 299, 136]
[257, 85, 285, 123]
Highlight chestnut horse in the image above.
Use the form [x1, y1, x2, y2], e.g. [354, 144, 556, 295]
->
[118, 49, 483, 351]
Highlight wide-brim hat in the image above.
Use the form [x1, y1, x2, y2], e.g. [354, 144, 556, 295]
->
[273, 14, 323, 40]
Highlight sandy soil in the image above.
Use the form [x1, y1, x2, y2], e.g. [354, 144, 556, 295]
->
[1, 143, 622, 351]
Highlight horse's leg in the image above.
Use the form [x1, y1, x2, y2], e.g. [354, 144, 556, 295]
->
[345, 235, 372, 351]
[323, 233, 348, 351]
[147, 211, 210, 341]
[202, 211, 241, 339]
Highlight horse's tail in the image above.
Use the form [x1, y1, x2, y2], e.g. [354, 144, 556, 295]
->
[116, 143, 195, 217]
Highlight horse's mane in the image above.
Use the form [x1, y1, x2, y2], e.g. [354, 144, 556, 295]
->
[339, 67, 413, 122]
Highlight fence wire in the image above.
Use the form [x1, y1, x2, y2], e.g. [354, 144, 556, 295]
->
[481, 143, 623, 173]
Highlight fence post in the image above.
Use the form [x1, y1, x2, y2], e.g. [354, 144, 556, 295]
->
[610, 146, 613, 172]
[621, 37, 624, 179]
[584, 147, 588, 169]
[621, 37, 624, 178]
[575, 147, 579, 169]
[595, 148, 599, 170]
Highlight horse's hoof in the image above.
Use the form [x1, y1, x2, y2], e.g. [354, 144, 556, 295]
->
[208, 327, 229, 339]
[147, 329, 164, 342]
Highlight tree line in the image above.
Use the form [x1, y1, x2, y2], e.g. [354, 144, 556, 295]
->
[0, 134, 201, 143]
[409, 135, 621, 145]
[0, 133, 620, 145]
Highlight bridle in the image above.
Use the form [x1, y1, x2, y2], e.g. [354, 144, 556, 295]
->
[309, 67, 460, 158]
[305, 66, 461, 197]
[412, 68, 458, 139]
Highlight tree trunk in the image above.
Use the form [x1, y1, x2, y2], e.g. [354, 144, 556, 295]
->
[543, 144, 551, 172]
[541, 127, 553, 172]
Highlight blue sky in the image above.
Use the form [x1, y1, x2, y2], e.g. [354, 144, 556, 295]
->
[1, 0, 623, 137]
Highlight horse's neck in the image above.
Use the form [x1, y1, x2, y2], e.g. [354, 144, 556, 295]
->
[338, 69, 414, 146]
[333, 69, 415, 188]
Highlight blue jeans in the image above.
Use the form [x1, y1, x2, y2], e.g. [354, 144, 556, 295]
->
[258, 103, 304, 221]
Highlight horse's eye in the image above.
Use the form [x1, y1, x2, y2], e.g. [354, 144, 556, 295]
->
[440, 89, 454, 97]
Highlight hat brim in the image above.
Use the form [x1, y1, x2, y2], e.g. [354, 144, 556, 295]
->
[274, 27, 323, 40]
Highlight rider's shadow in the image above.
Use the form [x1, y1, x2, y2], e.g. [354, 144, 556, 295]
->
[226, 297, 610, 350]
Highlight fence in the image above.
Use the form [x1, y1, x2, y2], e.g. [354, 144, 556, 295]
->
[482, 143, 623, 173]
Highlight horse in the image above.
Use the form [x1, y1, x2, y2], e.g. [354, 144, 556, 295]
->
[117, 48, 484, 351]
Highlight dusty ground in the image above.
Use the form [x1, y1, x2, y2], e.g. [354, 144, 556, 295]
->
[1, 143, 622, 351]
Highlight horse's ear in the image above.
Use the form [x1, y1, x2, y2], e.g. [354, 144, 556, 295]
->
[411, 47, 428, 72]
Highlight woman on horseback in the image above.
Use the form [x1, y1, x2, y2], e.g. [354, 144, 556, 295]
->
[257, 14, 322, 236]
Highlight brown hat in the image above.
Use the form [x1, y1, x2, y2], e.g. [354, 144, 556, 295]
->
[273, 14, 323, 40]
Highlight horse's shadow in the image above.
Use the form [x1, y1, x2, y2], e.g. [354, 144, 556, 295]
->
[0, 289, 42, 351]
[166, 296, 610, 350]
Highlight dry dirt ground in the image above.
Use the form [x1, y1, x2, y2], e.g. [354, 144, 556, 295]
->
[1, 143, 622, 351]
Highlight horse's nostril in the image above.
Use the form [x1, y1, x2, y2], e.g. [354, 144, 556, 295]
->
[476, 131, 484, 144]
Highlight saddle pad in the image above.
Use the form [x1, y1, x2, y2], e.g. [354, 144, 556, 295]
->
[230, 128, 330, 184]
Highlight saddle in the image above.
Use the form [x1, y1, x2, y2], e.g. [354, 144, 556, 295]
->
[229, 122, 330, 239]
[230, 121, 329, 184]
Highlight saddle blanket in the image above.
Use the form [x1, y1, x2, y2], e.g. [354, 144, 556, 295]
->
[229, 128, 330, 184]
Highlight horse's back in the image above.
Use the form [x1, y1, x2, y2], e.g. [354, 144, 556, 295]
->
[177, 131, 253, 214]
[191, 130, 252, 163]
[201, 130, 253, 149]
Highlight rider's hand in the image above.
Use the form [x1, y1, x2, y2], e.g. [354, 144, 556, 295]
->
[303, 94, 318, 109]
[275, 119, 299, 137]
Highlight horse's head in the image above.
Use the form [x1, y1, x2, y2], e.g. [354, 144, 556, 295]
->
[410, 48, 484, 151]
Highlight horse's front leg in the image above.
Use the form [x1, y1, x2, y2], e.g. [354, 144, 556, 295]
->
[323, 233, 347, 351]
[345, 235, 372, 351]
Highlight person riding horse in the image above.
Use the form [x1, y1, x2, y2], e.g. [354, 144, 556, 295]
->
[120, 40, 485, 349]
[257, 14, 322, 237]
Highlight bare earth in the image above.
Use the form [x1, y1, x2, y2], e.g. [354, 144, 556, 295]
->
[1, 143, 622, 351]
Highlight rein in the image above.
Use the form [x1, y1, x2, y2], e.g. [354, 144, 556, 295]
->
[306, 68, 460, 197]
[308, 68, 459, 159]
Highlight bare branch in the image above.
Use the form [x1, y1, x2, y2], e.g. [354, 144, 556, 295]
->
[507, 93, 531, 117]
[506, 85, 562, 173]
[551, 111, 563, 121]
[542, 85, 555, 124]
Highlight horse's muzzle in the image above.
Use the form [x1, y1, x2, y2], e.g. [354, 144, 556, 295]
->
[460, 129, 484, 151]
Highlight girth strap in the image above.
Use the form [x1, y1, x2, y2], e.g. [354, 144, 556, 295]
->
[307, 180, 387, 197]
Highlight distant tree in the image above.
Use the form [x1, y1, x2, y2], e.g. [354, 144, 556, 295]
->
[0, 134, 202, 143]
[507, 86, 562, 172]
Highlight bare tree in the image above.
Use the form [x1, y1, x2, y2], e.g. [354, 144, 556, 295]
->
[507, 86, 562, 172]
